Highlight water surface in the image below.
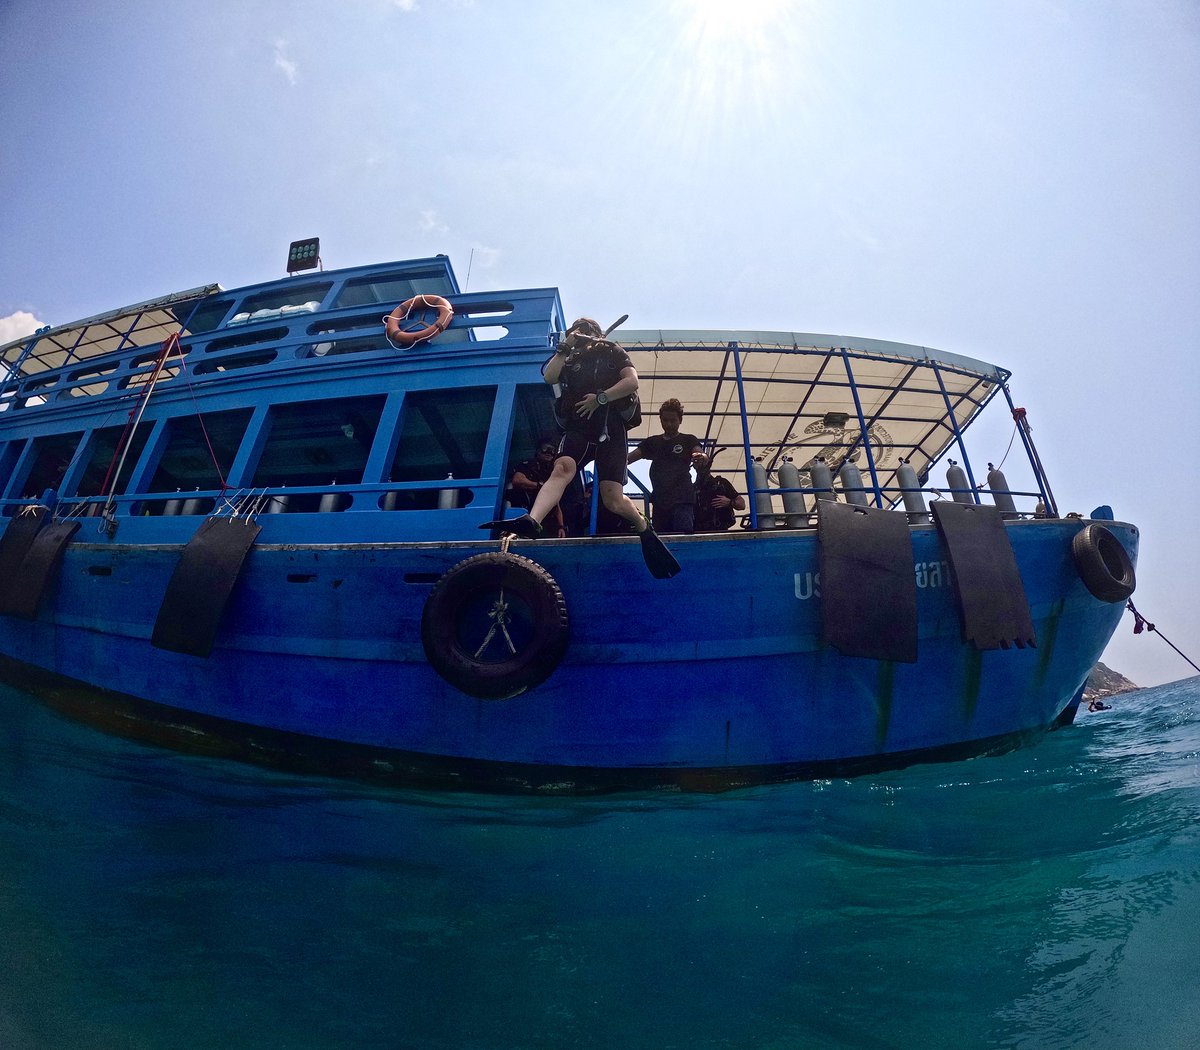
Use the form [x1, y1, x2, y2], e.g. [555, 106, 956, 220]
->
[2, 678, 1197, 1049]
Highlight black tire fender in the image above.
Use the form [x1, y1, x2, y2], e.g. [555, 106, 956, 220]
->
[420, 553, 569, 699]
[1071, 523, 1136, 603]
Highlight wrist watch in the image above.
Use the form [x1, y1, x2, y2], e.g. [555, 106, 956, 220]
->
[595, 391, 609, 405]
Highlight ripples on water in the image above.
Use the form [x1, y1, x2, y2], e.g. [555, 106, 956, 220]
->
[1, 678, 1197, 1049]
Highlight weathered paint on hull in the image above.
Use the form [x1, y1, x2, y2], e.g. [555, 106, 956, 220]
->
[0, 520, 1135, 789]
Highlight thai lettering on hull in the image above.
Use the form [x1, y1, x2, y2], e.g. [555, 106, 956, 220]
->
[794, 561, 951, 601]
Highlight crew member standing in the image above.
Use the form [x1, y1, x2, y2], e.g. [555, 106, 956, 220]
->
[628, 398, 701, 533]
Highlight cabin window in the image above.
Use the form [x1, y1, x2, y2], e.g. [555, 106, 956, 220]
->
[333, 272, 454, 309]
[380, 387, 494, 510]
[148, 409, 253, 493]
[182, 296, 236, 334]
[251, 396, 386, 511]
[227, 283, 332, 326]
[22, 431, 84, 497]
[506, 384, 560, 467]
[75, 424, 154, 497]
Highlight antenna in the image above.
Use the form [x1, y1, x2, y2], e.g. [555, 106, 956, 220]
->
[465, 248, 475, 291]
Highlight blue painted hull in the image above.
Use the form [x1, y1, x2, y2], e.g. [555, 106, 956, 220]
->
[0, 518, 1136, 789]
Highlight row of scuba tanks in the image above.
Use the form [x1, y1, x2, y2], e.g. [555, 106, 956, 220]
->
[748, 456, 1024, 528]
[159, 476, 461, 516]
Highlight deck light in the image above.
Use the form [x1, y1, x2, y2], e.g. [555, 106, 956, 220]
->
[286, 238, 321, 273]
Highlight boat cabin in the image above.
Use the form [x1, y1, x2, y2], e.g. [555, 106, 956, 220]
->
[0, 254, 1056, 547]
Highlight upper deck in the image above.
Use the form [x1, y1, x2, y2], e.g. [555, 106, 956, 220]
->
[0, 256, 1040, 546]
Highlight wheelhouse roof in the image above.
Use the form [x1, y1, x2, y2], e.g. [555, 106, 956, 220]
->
[618, 329, 1011, 498]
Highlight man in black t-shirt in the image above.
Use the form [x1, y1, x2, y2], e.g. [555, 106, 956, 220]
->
[490, 317, 650, 540]
[628, 398, 701, 533]
[692, 451, 746, 531]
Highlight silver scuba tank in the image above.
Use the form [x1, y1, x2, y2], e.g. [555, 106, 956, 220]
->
[986, 462, 1018, 518]
[778, 457, 807, 527]
[838, 460, 869, 507]
[896, 459, 929, 523]
[808, 456, 835, 502]
[750, 457, 775, 528]
[946, 459, 972, 504]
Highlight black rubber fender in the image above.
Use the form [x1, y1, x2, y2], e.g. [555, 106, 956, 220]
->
[420, 552, 569, 699]
[1071, 523, 1136, 603]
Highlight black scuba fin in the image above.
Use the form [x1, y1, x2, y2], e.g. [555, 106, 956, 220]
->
[639, 527, 681, 579]
[478, 514, 543, 540]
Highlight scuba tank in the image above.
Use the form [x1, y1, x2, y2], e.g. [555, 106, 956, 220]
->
[318, 480, 341, 514]
[946, 459, 973, 504]
[986, 462, 1018, 519]
[750, 457, 775, 528]
[180, 488, 203, 516]
[808, 456, 835, 502]
[896, 459, 928, 523]
[778, 457, 807, 527]
[838, 460, 869, 507]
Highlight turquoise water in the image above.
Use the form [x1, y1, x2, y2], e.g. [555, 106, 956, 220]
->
[1, 679, 1197, 1050]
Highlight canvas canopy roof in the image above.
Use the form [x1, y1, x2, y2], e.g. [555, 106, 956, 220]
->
[618, 329, 1011, 506]
[0, 285, 221, 380]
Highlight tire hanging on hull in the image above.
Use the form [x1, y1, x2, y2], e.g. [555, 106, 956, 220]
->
[1071, 523, 1136, 603]
[420, 553, 569, 699]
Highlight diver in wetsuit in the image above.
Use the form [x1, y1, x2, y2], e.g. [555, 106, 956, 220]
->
[492, 318, 649, 540]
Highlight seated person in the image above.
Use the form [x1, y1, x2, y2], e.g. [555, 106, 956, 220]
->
[693, 451, 746, 531]
[506, 439, 564, 536]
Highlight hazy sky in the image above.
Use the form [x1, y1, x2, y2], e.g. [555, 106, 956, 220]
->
[1, 0, 1196, 685]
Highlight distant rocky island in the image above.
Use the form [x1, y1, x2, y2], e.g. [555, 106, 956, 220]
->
[1084, 662, 1139, 702]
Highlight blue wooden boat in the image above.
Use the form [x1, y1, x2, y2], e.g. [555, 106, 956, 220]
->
[0, 250, 1138, 791]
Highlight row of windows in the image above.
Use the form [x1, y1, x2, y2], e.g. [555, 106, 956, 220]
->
[1, 384, 558, 515]
[184, 270, 456, 335]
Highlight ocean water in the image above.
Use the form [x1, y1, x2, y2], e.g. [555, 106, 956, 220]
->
[1, 679, 1197, 1050]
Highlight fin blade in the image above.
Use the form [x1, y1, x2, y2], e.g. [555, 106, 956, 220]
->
[639, 530, 681, 579]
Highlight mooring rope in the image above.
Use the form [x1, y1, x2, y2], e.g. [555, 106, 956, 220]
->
[1127, 600, 1200, 675]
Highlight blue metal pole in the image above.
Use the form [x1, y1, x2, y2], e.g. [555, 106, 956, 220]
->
[840, 348, 885, 508]
[1001, 383, 1057, 516]
[933, 362, 981, 504]
[730, 342, 759, 529]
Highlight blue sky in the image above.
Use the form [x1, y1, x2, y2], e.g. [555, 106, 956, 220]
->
[1, 0, 1197, 685]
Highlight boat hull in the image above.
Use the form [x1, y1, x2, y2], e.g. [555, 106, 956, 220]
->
[0, 519, 1136, 791]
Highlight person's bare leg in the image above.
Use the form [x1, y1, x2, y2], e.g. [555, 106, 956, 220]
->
[528, 456, 577, 524]
[599, 480, 648, 533]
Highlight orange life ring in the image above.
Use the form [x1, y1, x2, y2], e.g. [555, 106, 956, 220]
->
[384, 294, 454, 347]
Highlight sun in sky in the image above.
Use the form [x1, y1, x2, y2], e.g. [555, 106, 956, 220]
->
[659, 0, 817, 148]
[676, 0, 792, 52]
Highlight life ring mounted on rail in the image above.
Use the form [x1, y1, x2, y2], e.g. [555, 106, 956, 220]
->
[384, 294, 454, 348]
[1071, 523, 1136, 603]
[420, 552, 570, 699]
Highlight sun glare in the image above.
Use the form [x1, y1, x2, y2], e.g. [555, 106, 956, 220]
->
[663, 0, 808, 144]
[677, 0, 791, 50]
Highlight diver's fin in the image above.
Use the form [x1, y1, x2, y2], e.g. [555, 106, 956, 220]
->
[639, 527, 681, 579]
[478, 514, 543, 540]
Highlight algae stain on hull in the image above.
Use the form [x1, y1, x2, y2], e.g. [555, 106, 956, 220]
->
[1036, 602, 1064, 686]
[875, 661, 895, 748]
[963, 648, 983, 722]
